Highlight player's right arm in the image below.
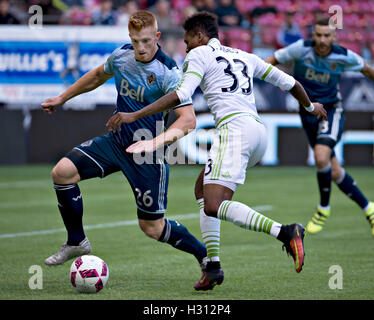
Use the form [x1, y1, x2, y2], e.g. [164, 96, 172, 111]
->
[253, 53, 327, 119]
[41, 64, 113, 114]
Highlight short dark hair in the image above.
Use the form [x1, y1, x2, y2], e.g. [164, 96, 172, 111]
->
[314, 16, 330, 27]
[182, 11, 219, 39]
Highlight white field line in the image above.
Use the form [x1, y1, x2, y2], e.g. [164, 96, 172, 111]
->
[0, 205, 273, 239]
[0, 180, 51, 189]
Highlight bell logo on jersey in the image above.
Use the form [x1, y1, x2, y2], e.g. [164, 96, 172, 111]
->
[305, 68, 330, 84]
[120, 78, 145, 102]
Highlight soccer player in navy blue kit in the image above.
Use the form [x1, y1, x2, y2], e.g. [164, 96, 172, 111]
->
[41, 11, 207, 277]
[266, 17, 374, 235]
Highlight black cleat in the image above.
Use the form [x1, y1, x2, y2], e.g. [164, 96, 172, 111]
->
[194, 261, 224, 291]
[278, 223, 305, 273]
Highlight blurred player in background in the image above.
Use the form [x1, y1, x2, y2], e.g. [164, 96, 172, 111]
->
[266, 17, 374, 236]
[106, 12, 327, 290]
[41, 11, 208, 278]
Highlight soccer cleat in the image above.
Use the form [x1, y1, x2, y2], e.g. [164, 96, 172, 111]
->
[306, 207, 331, 234]
[280, 223, 305, 273]
[45, 237, 91, 266]
[194, 261, 224, 291]
[365, 202, 374, 236]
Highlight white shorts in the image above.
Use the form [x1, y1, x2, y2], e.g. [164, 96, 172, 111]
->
[204, 114, 267, 191]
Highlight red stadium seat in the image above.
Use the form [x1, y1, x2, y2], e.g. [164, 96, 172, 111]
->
[171, 0, 192, 10]
[225, 28, 251, 42]
[302, 0, 320, 12]
[235, 0, 263, 14]
[339, 41, 362, 55]
[228, 39, 252, 53]
[257, 13, 278, 27]
[357, 0, 374, 13]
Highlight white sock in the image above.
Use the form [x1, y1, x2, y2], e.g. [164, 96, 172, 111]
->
[197, 198, 221, 262]
[217, 200, 281, 238]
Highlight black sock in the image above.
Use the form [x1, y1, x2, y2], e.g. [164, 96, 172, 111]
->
[206, 261, 221, 271]
[159, 218, 207, 264]
[276, 225, 288, 243]
[317, 165, 332, 207]
[335, 170, 369, 209]
[54, 183, 85, 246]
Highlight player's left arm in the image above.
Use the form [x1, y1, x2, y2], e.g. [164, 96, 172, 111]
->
[126, 104, 195, 153]
[360, 63, 374, 81]
[106, 48, 205, 131]
[106, 73, 202, 131]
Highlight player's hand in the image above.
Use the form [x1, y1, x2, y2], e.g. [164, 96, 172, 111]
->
[126, 140, 157, 154]
[311, 102, 327, 120]
[41, 96, 65, 114]
[106, 112, 137, 133]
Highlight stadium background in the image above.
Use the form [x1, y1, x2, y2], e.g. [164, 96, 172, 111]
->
[1, 0, 374, 166]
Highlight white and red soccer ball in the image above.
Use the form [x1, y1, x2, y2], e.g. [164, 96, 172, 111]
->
[70, 255, 109, 293]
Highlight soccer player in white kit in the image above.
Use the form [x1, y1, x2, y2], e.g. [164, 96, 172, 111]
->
[107, 12, 327, 291]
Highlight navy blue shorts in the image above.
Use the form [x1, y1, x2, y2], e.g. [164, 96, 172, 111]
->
[300, 103, 344, 156]
[65, 133, 169, 220]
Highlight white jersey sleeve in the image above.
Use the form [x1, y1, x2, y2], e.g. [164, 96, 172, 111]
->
[250, 54, 296, 91]
[163, 66, 193, 107]
[175, 47, 208, 104]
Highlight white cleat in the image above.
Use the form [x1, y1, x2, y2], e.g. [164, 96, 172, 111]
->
[44, 237, 92, 266]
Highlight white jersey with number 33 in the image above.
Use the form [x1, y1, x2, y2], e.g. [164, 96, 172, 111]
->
[176, 38, 296, 127]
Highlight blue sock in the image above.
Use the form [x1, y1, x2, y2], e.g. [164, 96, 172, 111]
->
[54, 183, 85, 246]
[159, 218, 207, 264]
[317, 164, 332, 207]
[335, 170, 369, 209]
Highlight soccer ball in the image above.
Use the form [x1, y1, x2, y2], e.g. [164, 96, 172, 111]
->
[70, 255, 109, 293]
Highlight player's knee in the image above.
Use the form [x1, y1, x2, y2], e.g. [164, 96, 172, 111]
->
[141, 228, 160, 240]
[203, 201, 220, 218]
[314, 153, 330, 169]
[139, 220, 163, 240]
[331, 166, 343, 181]
[51, 158, 79, 184]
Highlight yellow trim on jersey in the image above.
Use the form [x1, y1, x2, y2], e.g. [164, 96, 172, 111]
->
[185, 71, 203, 80]
[215, 112, 245, 128]
[211, 124, 229, 180]
[216, 112, 264, 128]
[261, 65, 273, 80]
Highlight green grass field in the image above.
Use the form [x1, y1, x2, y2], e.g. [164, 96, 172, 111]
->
[0, 164, 373, 300]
